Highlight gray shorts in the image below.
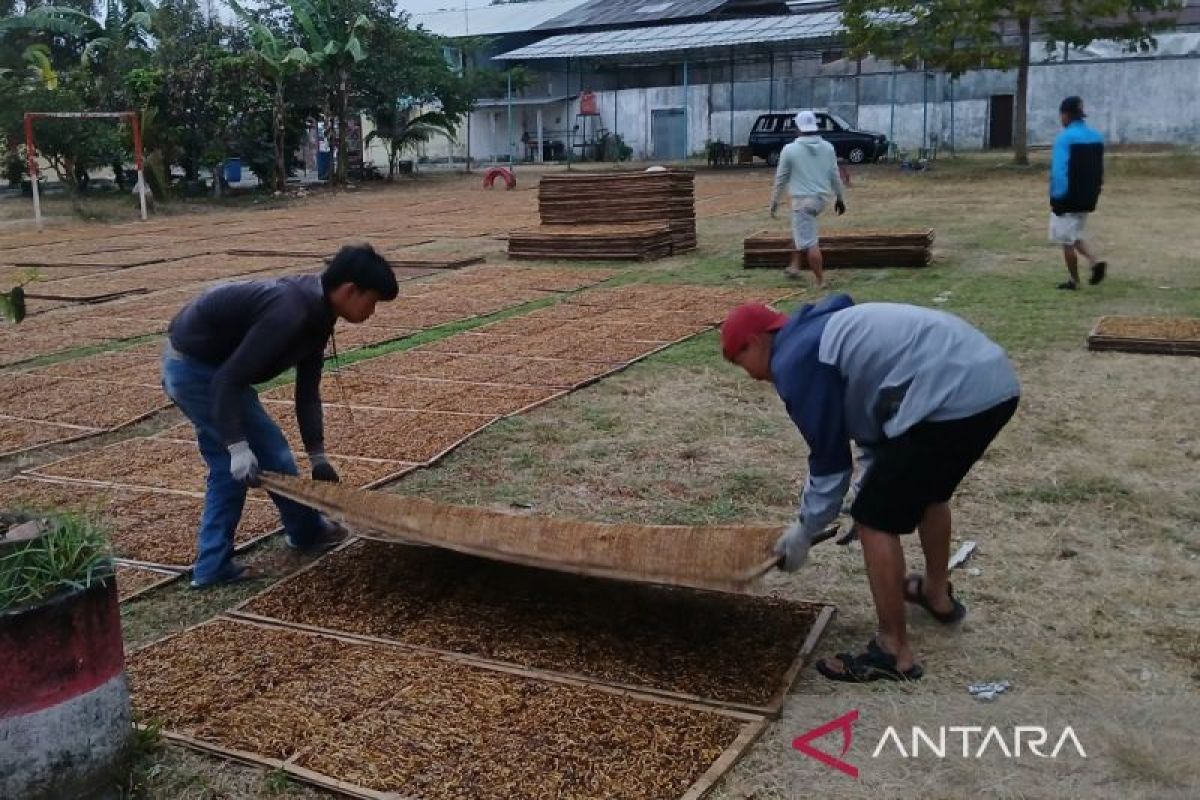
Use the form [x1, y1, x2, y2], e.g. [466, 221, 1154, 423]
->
[791, 197, 827, 250]
[1049, 212, 1088, 244]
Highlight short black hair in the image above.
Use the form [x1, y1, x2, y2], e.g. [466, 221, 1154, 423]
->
[321, 244, 399, 300]
[1059, 96, 1085, 121]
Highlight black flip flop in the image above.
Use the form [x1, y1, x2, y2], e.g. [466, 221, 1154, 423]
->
[816, 639, 924, 683]
[1089, 261, 1107, 285]
[904, 574, 967, 624]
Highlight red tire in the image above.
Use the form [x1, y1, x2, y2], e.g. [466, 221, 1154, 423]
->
[483, 166, 516, 190]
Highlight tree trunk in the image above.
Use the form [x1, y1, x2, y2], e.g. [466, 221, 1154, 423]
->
[273, 75, 286, 193]
[334, 64, 349, 186]
[387, 142, 397, 181]
[1013, 14, 1032, 166]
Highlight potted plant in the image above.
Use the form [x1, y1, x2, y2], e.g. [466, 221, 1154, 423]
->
[0, 512, 132, 800]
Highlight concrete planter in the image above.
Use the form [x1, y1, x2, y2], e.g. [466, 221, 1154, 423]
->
[0, 575, 132, 800]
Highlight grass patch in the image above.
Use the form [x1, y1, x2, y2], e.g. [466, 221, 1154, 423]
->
[0, 512, 112, 611]
[998, 475, 1139, 509]
[6, 334, 164, 373]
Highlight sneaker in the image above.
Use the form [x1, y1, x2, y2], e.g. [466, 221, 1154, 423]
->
[285, 520, 349, 553]
[1056, 280, 1078, 291]
[1089, 261, 1107, 285]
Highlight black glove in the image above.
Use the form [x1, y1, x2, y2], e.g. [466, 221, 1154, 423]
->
[835, 199, 846, 216]
[310, 453, 340, 483]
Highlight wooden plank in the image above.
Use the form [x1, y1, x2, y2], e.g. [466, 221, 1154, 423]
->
[679, 718, 769, 800]
[281, 761, 402, 800]
[763, 604, 837, 717]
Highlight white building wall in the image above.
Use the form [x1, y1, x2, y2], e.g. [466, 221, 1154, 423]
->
[438, 54, 1200, 163]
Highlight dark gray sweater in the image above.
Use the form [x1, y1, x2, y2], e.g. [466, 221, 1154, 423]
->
[168, 274, 334, 450]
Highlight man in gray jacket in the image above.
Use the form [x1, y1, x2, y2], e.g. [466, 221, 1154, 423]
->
[769, 110, 847, 286]
[162, 245, 399, 588]
[722, 296, 1020, 682]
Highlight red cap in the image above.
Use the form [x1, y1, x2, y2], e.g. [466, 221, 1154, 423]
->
[721, 303, 788, 360]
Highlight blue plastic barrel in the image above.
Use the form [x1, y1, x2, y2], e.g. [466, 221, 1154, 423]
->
[224, 158, 242, 183]
[317, 152, 331, 180]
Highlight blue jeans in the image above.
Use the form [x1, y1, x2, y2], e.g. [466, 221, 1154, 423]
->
[161, 350, 323, 583]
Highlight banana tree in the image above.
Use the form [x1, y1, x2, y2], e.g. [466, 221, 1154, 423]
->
[228, 0, 309, 193]
[0, 44, 58, 89]
[79, 0, 156, 68]
[287, 0, 371, 186]
[0, 6, 90, 39]
[365, 106, 455, 180]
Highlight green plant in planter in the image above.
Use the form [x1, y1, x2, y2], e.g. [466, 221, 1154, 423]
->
[0, 513, 113, 612]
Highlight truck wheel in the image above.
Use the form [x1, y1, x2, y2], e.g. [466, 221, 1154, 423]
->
[847, 147, 867, 164]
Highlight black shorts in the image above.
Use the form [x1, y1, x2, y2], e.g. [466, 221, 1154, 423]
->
[851, 397, 1019, 535]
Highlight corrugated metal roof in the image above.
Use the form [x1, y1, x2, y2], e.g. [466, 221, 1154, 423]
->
[534, 0, 731, 30]
[474, 94, 576, 107]
[497, 12, 848, 59]
[411, 0, 590, 38]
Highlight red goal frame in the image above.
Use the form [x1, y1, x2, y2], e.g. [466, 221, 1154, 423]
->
[23, 111, 147, 227]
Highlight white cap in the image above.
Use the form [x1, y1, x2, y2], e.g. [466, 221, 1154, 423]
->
[795, 110, 818, 133]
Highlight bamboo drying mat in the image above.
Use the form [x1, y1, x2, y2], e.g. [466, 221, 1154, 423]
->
[116, 562, 182, 602]
[1087, 315, 1200, 356]
[130, 615, 767, 800]
[261, 474, 780, 592]
[0, 417, 101, 459]
[0, 475, 281, 570]
[228, 537, 836, 716]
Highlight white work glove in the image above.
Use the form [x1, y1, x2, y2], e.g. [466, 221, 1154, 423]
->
[309, 450, 340, 483]
[227, 441, 260, 486]
[774, 519, 813, 572]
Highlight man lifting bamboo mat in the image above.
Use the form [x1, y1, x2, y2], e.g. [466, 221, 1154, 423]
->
[260, 472, 835, 592]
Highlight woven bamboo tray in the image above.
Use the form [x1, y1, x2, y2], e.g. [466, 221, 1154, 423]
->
[1087, 315, 1200, 356]
[130, 615, 767, 800]
[260, 473, 780, 592]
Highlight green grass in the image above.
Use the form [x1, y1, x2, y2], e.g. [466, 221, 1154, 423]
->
[0, 513, 113, 611]
[7, 334, 164, 373]
[998, 475, 1140, 509]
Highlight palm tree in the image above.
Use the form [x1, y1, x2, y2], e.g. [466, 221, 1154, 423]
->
[366, 106, 455, 180]
[286, 0, 371, 186]
[228, 0, 309, 193]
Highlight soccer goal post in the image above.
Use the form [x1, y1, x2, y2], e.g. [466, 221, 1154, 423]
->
[23, 111, 147, 228]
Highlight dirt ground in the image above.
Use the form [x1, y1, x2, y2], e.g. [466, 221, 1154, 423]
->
[3, 153, 1199, 799]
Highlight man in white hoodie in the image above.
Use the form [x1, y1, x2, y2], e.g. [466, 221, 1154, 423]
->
[769, 110, 847, 285]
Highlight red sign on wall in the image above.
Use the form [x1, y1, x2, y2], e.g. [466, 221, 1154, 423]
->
[580, 91, 598, 115]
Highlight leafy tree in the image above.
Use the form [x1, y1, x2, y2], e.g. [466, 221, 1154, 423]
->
[228, 0, 310, 192]
[0, 76, 127, 193]
[286, 0, 371, 186]
[841, 0, 1182, 164]
[352, 18, 471, 177]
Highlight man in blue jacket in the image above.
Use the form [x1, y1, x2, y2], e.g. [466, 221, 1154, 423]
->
[1049, 96, 1106, 290]
[722, 296, 1020, 682]
[163, 245, 399, 588]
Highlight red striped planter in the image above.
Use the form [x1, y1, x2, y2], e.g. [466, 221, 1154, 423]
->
[0, 575, 131, 799]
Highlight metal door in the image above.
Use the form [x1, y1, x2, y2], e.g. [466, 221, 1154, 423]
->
[651, 108, 686, 161]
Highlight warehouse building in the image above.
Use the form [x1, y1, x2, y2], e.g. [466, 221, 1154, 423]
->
[403, 0, 1200, 164]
